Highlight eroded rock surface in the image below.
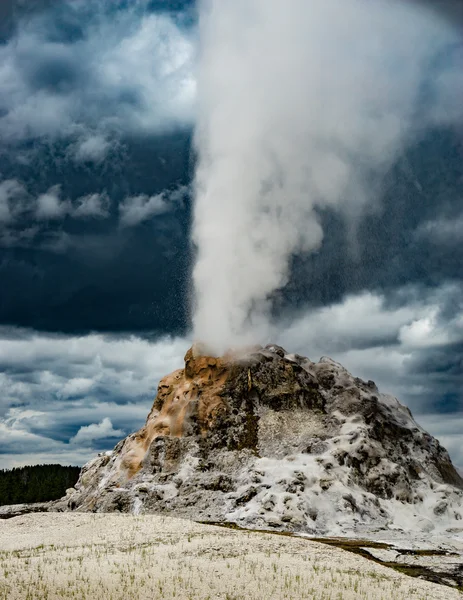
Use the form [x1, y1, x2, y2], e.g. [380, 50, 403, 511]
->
[0, 502, 53, 520]
[61, 344, 463, 537]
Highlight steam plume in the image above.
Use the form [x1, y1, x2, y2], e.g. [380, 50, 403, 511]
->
[192, 0, 462, 353]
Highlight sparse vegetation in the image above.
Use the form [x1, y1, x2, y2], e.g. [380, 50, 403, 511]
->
[0, 513, 459, 600]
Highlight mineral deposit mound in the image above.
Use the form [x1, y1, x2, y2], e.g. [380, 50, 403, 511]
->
[62, 344, 463, 537]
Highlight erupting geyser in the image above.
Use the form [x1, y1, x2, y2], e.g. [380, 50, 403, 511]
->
[191, 0, 462, 353]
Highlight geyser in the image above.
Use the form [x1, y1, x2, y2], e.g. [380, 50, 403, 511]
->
[192, 0, 462, 353]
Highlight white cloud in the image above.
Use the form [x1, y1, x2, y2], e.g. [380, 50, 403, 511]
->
[119, 193, 168, 227]
[0, 329, 211, 460]
[36, 185, 70, 220]
[4, 409, 50, 432]
[399, 309, 463, 349]
[0, 405, 99, 467]
[417, 213, 463, 245]
[0, 421, 64, 454]
[61, 378, 95, 399]
[278, 284, 463, 355]
[98, 13, 196, 133]
[278, 292, 418, 353]
[0, 8, 196, 146]
[73, 192, 110, 219]
[73, 135, 111, 164]
[70, 417, 125, 446]
[0, 331, 189, 391]
[0, 179, 111, 231]
[119, 186, 187, 227]
[0, 330, 189, 466]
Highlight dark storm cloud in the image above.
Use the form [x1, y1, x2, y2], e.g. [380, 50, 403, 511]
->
[0, 0, 196, 339]
[0, 210, 191, 335]
[417, 0, 463, 25]
[0, 127, 192, 336]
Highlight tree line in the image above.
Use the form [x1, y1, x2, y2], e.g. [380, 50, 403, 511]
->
[0, 464, 81, 506]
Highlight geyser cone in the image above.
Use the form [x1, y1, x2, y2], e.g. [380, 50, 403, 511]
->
[62, 344, 462, 538]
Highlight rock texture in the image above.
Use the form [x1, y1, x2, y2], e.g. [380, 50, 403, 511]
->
[0, 502, 52, 520]
[62, 344, 463, 537]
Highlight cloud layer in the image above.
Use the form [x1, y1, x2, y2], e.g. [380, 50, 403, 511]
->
[0, 330, 189, 468]
[0, 1, 196, 148]
[1, 283, 462, 470]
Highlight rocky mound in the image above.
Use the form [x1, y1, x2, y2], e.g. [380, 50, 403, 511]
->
[62, 344, 463, 536]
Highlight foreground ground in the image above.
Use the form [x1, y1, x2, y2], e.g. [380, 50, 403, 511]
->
[0, 513, 461, 600]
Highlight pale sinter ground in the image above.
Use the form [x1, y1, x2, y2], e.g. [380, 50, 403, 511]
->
[0, 513, 461, 600]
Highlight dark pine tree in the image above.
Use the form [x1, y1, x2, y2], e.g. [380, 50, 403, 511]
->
[0, 464, 81, 506]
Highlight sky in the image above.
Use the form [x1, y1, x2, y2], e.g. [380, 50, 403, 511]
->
[0, 0, 462, 471]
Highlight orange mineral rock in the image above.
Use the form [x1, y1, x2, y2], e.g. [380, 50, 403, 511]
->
[114, 346, 236, 479]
